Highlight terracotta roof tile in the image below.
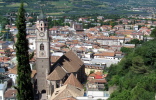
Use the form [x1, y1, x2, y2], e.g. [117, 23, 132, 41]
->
[94, 79, 107, 83]
[26, 35, 36, 38]
[95, 75, 103, 79]
[89, 73, 96, 77]
[94, 52, 115, 57]
[90, 79, 107, 83]
[4, 89, 17, 98]
[95, 71, 103, 76]
[51, 56, 60, 63]
[0, 56, 10, 62]
[49, 27, 59, 31]
[9, 66, 17, 74]
[89, 28, 99, 31]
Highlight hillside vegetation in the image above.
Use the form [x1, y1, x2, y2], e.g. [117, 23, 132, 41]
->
[107, 39, 156, 100]
[0, 0, 152, 16]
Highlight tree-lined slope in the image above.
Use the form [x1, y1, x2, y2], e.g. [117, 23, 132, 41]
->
[107, 39, 156, 100]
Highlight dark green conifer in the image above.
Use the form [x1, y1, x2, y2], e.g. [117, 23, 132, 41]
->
[15, 3, 34, 100]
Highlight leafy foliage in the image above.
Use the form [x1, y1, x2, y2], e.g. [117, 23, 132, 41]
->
[126, 39, 143, 45]
[5, 49, 11, 57]
[47, 17, 70, 28]
[120, 47, 133, 54]
[29, 52, 34, 60]
[150, 27, 156, 39]
[15, 3, 34, 100]
[107, 39, 156, 100]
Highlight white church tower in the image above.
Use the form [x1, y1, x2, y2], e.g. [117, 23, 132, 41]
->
[35, 10, 50, 99]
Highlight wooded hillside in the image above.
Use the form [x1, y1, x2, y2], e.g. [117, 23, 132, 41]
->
[107, 39, 156, 100]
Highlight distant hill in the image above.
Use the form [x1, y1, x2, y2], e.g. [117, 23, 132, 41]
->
[0, 0, 154, 16]
[103, 0, 156, 4]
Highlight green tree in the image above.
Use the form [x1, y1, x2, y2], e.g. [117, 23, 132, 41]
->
[126, 39, 143, 47]
[89, 70, 95, 74]
[29, 52, 34, 60]
[15, 3, 34, 100]
[5, 49, 11, 57]
[130, 56, 149, 74]
[150, 27, 156, 38]
[120, 47, 133, 54]
[107, 39, 156, 100]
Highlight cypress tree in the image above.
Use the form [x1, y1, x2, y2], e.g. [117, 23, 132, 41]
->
[15, 3, 34, 100]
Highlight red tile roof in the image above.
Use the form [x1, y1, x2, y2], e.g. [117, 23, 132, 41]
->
[94, 79, 107, 83]
[51, 56, 60, 63]
[94, 52, 115, 57]
[95, 71, 103, 76]
[0, 56, 10, 62]
[4, 89, 17, 98]
[0, 41, 5, 44]
[89, 73, 96, 77]
[95, 75, 103, 79]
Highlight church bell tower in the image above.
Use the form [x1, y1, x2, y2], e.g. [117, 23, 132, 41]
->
[35, 10, 50, 95]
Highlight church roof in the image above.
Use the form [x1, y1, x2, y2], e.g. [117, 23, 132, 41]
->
[47, 66, 66, 81]
[62, 50, 84, 73]
[50, 84, 84, 100]
[64, 73, 83, 89]
[51, 50, 84, 73]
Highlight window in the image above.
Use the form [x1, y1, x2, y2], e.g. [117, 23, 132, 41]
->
[40, 43, 44, 50]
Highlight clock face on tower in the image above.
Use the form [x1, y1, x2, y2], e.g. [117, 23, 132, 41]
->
[39, 51, 46, 57]
[39, 32, 45, 37]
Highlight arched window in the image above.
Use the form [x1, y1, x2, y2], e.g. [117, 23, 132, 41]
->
[41, 28, 43, 31]
[40, 43, 44, 50]
[41, 90, 46, 93]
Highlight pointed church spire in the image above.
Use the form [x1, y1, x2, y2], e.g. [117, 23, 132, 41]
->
[38, 9, 46, 20]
